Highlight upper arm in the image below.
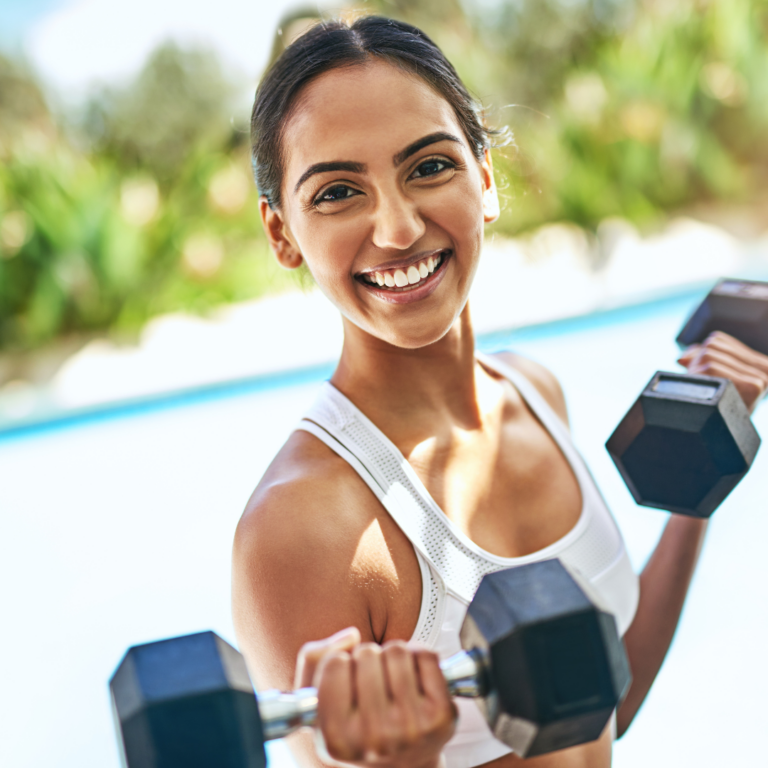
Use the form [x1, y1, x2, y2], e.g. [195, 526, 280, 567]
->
[232, 445, 377, 692]
[494, 351, 570, 427]
[233, 484, 361, 768]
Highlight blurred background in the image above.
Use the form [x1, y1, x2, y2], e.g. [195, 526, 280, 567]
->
[2, 1, 768, 767]
[2, 0, 767, 405]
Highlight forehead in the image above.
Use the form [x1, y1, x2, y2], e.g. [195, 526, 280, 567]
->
[281, 60, 463, 183]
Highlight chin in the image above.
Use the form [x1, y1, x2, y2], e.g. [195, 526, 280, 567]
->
[380, 317, 460, 351]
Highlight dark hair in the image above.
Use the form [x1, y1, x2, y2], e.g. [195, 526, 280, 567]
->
[251, 15, 496, 209]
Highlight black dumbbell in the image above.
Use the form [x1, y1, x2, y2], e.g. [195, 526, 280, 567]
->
[607, 279, 765, 518]
[110, 559, 631, 767]
[677, 278, 768, 355]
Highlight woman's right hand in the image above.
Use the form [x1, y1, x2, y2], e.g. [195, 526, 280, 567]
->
[295, 629, 456, 768]
[678, 331, 768, 412]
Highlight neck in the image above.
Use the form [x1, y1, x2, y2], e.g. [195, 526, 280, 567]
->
[331, 304, 493, 436]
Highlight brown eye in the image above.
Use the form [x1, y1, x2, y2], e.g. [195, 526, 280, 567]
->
[315, 185, 358, 204]
[411, 159, 453, 179]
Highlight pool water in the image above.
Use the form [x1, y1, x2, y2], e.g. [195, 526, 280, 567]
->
[2, 288, 767, 768]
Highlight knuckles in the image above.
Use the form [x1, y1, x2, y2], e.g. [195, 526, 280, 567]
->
[315, 639, 454, 766]
[321, 651, 352, 677]
[352, 642, 383, 662]
[703, 331, 744, 354]
[381, 639, 410, 659]
[704, 331, 729, 346]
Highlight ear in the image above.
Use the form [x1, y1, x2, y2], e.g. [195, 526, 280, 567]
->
[480, 148, 500, 224]
[259, 197, 303, 269]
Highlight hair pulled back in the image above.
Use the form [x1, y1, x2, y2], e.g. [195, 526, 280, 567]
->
[251, 15, 493, 209]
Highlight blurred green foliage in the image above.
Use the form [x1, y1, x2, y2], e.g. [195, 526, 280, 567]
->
[81, 43, 237, 182]
[2, 0, 767, 352]
[0, 47, 294, 352]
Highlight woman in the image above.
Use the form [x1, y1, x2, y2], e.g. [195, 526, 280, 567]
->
[232, 15, 768, 768]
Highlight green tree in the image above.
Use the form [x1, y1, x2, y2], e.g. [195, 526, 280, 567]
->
[82, 42, 239, 183]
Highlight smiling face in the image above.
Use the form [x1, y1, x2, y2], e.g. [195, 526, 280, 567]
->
[260, 59, 498, 349]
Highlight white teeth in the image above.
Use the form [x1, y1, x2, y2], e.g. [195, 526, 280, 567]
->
[362, 252, 447, 290]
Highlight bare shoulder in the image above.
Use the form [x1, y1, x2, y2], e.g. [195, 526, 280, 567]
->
[491, 351, 570, 426]
[232, 429, 382, 688]
[235, 428, 371, 554]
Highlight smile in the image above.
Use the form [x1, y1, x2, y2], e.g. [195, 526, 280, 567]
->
[357, 250, 449, 292]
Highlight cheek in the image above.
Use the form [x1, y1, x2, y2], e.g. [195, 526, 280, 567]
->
[425, 180, 485, 242]
[293, 217, 367, 284]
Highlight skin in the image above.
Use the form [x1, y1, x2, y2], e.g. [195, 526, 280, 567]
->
[232, 59, 768, 767]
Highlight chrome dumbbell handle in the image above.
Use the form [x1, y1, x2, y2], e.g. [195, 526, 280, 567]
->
[258, 688, 319, 741]
[257, 648, 487, 741]
[440, 647, 487, 698]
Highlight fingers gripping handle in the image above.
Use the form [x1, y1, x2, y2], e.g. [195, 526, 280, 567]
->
[257, 649, 484, 740]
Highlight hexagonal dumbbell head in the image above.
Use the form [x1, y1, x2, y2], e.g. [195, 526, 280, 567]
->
[110, 631, 266, 768]
[460, 559, 631, 757]
[606, 371, 761, 517]
[677, 278, 768, 355]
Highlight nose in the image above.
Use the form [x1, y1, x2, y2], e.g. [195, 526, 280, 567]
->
[370, 191, 425, 251]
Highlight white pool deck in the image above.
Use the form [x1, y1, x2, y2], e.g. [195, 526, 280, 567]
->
[2, 218, 768, 768]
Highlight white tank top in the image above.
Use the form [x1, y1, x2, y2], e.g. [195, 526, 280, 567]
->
[297, 352, 639, 768]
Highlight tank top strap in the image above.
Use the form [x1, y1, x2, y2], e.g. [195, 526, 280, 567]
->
[298, 382, 515, 604]
[296, 414, 447, 647]
[475, 351, 579, 467]
[298, 385, 442, 574]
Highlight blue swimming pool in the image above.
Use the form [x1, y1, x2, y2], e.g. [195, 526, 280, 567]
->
[2, 285, 767, 768]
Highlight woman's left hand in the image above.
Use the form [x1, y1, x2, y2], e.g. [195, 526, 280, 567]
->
[678, 331, 768, 413]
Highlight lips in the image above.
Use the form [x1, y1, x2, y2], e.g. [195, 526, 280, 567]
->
[357, 250, 450, 292]
[355, 249, 451, 305]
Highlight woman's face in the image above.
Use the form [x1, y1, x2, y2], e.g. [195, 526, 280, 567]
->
[261, 60, 498, 349]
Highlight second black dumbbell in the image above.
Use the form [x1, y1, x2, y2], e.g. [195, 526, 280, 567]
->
[607, 370, 760, 517]
[607, 279, 765, 518]
[677, 277, 768, 355]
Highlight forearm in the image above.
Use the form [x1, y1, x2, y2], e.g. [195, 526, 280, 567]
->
[616, 515, 709, 736]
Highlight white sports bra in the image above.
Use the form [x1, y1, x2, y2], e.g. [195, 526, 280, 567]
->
[297, 352, 639, 768]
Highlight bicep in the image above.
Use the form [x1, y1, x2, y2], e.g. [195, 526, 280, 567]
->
[232, 497, 374, 692]
[232, 508, 376, 768]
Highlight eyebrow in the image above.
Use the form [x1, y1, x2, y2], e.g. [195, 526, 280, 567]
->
[293, 132, 464, 195]
[392, 132, 463, 166]
[294, 161, 366, 194]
